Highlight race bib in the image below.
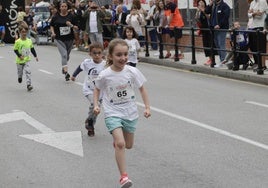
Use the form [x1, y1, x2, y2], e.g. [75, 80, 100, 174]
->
[86, 75, 97, 89]
[21, 48, 30, 56]
[128, 44, 136, 56]
[107, 82, 135, 105]
[59, 26, 71, 36]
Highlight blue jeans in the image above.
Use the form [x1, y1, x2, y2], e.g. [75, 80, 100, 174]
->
[149, 29, 158, 50]
[214, 30, 227, 62]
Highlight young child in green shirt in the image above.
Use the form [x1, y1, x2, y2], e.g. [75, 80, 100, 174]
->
[14, 22, 38, 91]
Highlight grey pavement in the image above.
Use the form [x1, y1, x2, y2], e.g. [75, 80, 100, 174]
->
[36, 35, 268, 86]
[138, 49, 268, 86]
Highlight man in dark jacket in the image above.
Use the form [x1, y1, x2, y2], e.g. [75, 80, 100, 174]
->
[206, 0, 230, 67]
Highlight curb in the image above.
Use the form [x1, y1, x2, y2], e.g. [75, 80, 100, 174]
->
[139, 57, 268, 86]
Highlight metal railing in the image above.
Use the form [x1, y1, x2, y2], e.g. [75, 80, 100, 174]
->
[102, 24, 267, 75]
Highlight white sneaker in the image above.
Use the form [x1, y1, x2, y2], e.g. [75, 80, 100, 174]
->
[214, 63, 223, 68]
[73, 47, 78, 51]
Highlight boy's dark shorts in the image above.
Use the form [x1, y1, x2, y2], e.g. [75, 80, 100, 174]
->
[169, 28, 182, 39]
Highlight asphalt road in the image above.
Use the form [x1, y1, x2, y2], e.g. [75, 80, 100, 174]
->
[0, 45, 267, 188]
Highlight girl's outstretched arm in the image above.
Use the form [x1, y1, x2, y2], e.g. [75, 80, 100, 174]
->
[139, 85, 151, 118]
[93, 88, 101, 115]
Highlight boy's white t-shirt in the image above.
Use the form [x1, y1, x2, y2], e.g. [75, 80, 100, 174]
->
[79, 58, 106, 96]
[125, 38, 140, 64]
[95, 65, 147, 120]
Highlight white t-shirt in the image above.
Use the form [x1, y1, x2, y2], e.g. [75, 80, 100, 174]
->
[89, 11, 98, 33]
[125, 38, 140, 64]
[79, 58, 106, 96]
[249, 0, 268, 28]
[126, 13, 144, 36]
[95, 65, 147, 120]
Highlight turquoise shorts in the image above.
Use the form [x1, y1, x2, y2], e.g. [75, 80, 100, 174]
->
[105, 117, 138, 133]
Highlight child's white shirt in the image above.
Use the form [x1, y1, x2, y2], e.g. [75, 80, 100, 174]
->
[125, 38, 140, 64]
[80, 58, 106, 96]
[95, 65, 146, 120]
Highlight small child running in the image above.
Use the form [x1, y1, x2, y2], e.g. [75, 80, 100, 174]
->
[93, 39, 151, 188]
[122, 26, 140, 67]
[71, 43, 106, 136]
[14, 22, 38, 91]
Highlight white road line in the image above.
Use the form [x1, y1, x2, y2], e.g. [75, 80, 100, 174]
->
[39, 69, 53, 75]
[136, 102, 268, 151]
[245, 101, 268, 108]
[75, 82, 83, 86]
[73, 81, 268, 151]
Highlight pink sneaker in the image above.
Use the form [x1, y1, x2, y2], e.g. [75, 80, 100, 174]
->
[120, 174, 133, 188]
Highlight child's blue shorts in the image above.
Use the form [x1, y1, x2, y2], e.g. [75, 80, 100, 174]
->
[105, 117, 138, 134]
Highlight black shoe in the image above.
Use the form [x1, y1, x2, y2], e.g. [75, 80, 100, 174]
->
[232, 66, 239, 71]
[18, 78, 22, 83]
[85, 118, 95, 137]
[65, 72, 70, 81]
[242, 63, 249, 70]
[27, 85, 33, 91]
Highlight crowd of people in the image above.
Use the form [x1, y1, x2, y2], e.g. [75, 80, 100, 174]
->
[1, 0, 268, 188]
[195, 0, 268, 72]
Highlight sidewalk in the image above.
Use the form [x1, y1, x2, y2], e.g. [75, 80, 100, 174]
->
[138, 49, 268, 86]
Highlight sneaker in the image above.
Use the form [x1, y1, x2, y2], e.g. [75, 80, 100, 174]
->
[204, 59, 212, 66]
[242, 63, 249, 70]
[65, 72, 70, 81]
[84, 45, 89, 50]
[18, 78, 22, 83]
[164, 53, 171, 58]
[27, 85, 33, 91]
[221, 60, 227, 64]
[85, 118, 95, 137]
[0, 42, 5, 47]
[214, 63, 223, 68]
[120, 174, 132, 188]
[178, 53, 184, 59]
[73, 47, 78, 51]
[225, 61, 234, 70]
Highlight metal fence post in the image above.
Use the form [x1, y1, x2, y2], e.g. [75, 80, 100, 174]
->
[191, 27, 196, 64]
[145, 25, 149, 57]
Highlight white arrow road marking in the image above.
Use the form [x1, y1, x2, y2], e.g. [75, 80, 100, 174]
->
[0, 111, 84, 157]
[20, 131, 83, 157]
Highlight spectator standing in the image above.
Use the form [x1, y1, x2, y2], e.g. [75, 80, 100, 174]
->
[71, 43, 106, 137]
[164, 0, 185, 59]
[75, 0, 88, 49]
[24, 5, 39, 44]
[50, 1, 78, 81]
[83, 2, 105, 47]
[146, 0, 158, 50]
[0, 4, 6, 46]
[195, 0, 215, 66]
[154, 0, 169, 56]
[17, 6, 26, 24]
[205, 0, 230, 67]
[93, 38, 151, 188]
[101, 5, 113, 47]
[126, 6, 145, 47]
[248, 0, 268, 70]
[14, 23, 38, 91]
[115, 5, 128, 38]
